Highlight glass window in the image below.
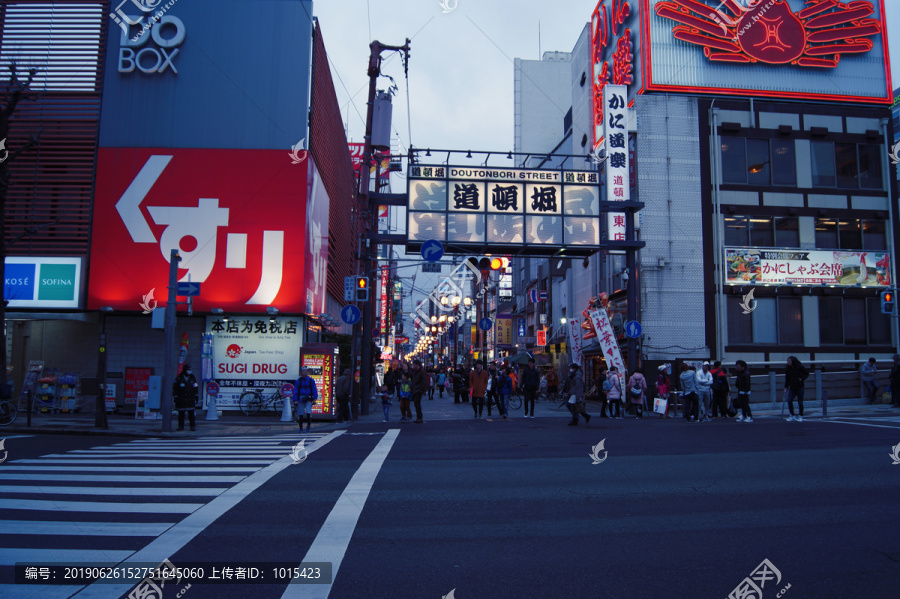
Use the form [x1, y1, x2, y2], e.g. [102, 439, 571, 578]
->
[858, 144, 883, 189]
[724, 216, 748, 246]
[748, 217, 774, 247]
[842, 298, 866, 345]
[774, 216, 799, 247]
[861, 220, 886, 251]
[868, 298, 891, 345]
[721, 138, 747, 183]
[778, 297, 803, 344]
[747, 138, 771, 185]
[811, 141, 835, 187]
[835, 143, 859, 189]
[752, 298, 777, 343]
[728, 297, 752, 344]
[771, 139, 796, 186]
[838, 219, 862, 250]
[819, 297, 843, 344]
[815, 218, 838, 249]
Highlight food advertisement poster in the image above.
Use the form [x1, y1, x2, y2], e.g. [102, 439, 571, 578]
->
[724, 249, 890, 287]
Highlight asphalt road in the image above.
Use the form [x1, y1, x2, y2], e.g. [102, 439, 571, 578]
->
[2, 411, 900, 599]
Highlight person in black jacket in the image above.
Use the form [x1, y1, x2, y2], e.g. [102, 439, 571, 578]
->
[173, 364, 199, 431]
[733, 360, 753, 423]
[784, 356, 809, 422]
[410, 360, 427, 423]
[521, 359, 541, 418]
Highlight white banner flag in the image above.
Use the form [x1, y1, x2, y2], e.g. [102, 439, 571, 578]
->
[569, 319, 583, 365]
[587, 309, 626, 375]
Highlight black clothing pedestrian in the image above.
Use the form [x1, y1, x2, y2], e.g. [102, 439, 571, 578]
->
[521, 362, 540, 418]
[784, 356, 809, 419]
[410, 362, 426, 423]
[336, 369, 352, 423]
[173, 366, 199, 431]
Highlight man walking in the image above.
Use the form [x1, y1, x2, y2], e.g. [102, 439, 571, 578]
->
[173, 363, 198, 432]
[521, 359, 540, 418]
[410, 360, 427, 423]
[565, 364, 591, 426]
[469, 361, 489, 418]
[294, 367, 319, 432]
[335, 368, 352, 423]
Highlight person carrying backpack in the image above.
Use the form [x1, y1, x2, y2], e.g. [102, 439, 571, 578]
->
[784, 356, 809, 422]
[294, 367, 319, 433]
[709, 361, 731, 419]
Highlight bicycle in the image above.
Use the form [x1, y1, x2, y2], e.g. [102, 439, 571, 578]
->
[507, 392, 522, 411]
[0, 399, 18, 426]
[239, 387, 289, 416]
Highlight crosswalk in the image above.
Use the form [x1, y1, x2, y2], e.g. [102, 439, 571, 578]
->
[0, 433, 327, 598]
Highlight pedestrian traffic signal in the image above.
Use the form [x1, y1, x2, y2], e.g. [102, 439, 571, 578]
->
[881, 289, 895, 315]
[356, 276, 369, 302]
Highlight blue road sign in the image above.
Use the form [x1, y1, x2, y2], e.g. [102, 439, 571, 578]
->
[479, 317, 493, 331]
[625, 320, 642, 338]
[420, 239, 444, 262]
[176, 282, 201, 296]
[341, 304, 362, 325]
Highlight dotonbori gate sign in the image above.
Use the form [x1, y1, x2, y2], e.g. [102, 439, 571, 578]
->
[407, 165, 602, 257]
[590, 0, 892, 107]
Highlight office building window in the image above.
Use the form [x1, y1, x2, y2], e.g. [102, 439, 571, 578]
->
[721, 138, 796, 186]
[727, 296, 752, 344]
[858, 144, 884, 189]
[728, 297, 804, 345]
[839, 219, 862, 250]
[724, 216, 749, 246]
[820, 297, 891, 345]
[810, 141, 884, 189]
[819, 297, 843, 344]
[835, 143, 859, 189]
[772, 139, 797, 186]
[778, 297, 803, 344]
[747, 138, 771, 185]
[774, 216, 800, 247]
[861, 220, 886, 250]
[815, 218, 881, 251]
[810, 141, 836, 187]
[722, 138, 747, 183]
[748, 216, 774, 247]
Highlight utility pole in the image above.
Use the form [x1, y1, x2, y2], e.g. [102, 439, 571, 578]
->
[161, 249, 180, 432]
[358, 38, 410, 412]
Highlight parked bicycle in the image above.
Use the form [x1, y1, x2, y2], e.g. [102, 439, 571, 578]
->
[0, 399, 18, 426]
[507, 392, 522, 411]
[239, 387, 289, 416]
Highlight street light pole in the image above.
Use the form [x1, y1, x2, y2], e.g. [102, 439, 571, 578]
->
[161, 249, 181, 433]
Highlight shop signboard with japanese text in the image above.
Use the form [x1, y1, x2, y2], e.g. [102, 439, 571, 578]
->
[592, 0, 642, 148]
[305, 159, 330, 316]
[407, 167, 601, 256]
[604, 84, 630, 243]
[87, 149, 309, 313]
[204, 316, 304, 410]
[299, 347, 337, 418]
[496, 315, 513, 349]
[724, 248, 890, 287]
[124, 367, 152, 405]
[588, 309, 626, 375]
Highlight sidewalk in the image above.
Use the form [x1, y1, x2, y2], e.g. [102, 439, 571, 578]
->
[3, 395, 896, 438]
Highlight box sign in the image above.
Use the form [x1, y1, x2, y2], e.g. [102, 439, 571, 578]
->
[204, 316, 304, 410]
[407, 166, 601, 256]
[87, 148, 309, 312]
[643, 0, 892, 104]
[725, 248, 890, 287]
[4, 257, 82, 308]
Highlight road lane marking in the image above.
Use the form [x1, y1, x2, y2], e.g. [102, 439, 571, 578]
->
[282, 428, 400, 599]
[0, 520, 172, 536]
[819, 418, 900, 430]
[0, 499, 202, 513]
[0, 485, 227, 496]
[71, 430, 346, 599]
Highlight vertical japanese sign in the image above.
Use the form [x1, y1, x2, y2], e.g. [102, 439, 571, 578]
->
[299, 352, 335, 417]
[604, 84, 629, 242]
[124, 367, 152, 405]
[496, 315, 513, 348]
[536, 330, 547, 346]
[588, 309, 626, 374]
[569, 319, 583, 365]
[380, 266, 389, 340]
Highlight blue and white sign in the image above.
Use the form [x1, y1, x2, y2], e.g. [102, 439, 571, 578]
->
[341, 304, 362, 325]
[479, 317, 493, 331]
[176, 282, 201, 296]
[624, 320, 642, 339]
[420, 239, 444, 262]
[518, 318, 526, 337]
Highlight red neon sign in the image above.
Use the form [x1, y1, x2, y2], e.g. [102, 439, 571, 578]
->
[654, 0, 882, 68]
[592, 0, 634, 147]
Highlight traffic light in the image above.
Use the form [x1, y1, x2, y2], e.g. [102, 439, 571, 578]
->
[473, 256, 509, 271]
[881, 289, 895, 315]
[356, 276, 369, 302]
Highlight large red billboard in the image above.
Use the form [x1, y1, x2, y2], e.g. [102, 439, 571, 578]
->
[88, 148, 309, 313]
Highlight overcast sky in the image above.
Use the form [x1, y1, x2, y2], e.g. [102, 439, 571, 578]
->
[314, 0, 900, 161]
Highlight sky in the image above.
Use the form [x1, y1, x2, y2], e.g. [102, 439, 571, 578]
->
[313, 0, 900, 162]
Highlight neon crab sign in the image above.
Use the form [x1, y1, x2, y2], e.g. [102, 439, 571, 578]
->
[655, 0, 882, 67]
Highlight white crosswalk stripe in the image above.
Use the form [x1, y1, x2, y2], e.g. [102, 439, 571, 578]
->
[0, 431, 328, 596]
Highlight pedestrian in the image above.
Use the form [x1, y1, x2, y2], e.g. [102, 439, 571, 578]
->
[335, 368, 352, 423]
[486, 362, 500, 416]
[565, 363, 591, 426]
[496, 366, 513, 419]
[410, 359, 426, 423]
[891, 354, 900, 407]
[861, 357, 879, 404]
[695, 362, 713, 422]
[521, 358, 540, 418]
[784, 356, 809, 422]
[453, 367, 468, 404]
[656, 365, 671, 418]
[294, 366, 319, 433]
[384, 366, 396, 400]
[398, 373, 412, 422]
[598, 365, 611, 417]
[605, 365, 623, 418]
[679, 363, 699, 422]
[379, 385, 392, 422]
[733, 360, 753, 422]
[172, 363, 198, 432]
[469, 361, 489, 418]
[709, 361, 730, 419]
[546, 367, 559, 397]
[627, 368, 647, 419]
[426, 368, 435, 400]
[436, 370, 447, 399]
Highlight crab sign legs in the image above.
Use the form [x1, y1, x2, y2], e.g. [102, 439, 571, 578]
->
[655, 0, 881, 67]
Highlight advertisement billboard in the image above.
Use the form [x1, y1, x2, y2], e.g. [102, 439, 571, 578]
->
[305, 159, 330, 316]
[724, 248, 890, 287]
[299, 347, 337, 418]
[87, 148, 309, 312]
[4, 257, 82, 309]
